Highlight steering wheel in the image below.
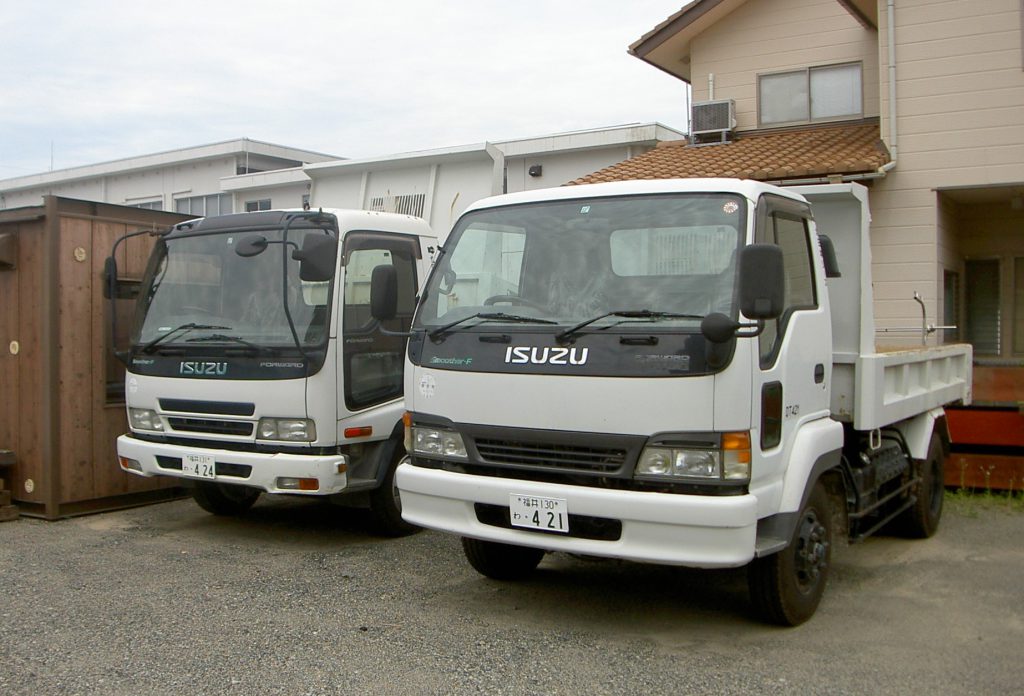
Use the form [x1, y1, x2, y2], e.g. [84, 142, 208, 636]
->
[482, 295, 548, 311]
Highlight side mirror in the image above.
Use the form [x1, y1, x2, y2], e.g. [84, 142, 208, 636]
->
[292, 235, 338, 282]
[738, 244, 785, 320]
[370, 264, 398, 321]
[103, 256, 119, 300]
[818, 234, 841, 278]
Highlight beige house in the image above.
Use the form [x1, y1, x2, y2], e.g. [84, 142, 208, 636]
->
[578, 0, 1024, 388]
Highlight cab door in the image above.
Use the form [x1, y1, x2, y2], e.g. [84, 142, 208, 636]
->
[339, 232, 421, 418]
[751, 195, 832, 500]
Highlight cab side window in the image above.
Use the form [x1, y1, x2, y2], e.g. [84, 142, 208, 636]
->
[342, 233, 419, 410]
[755, 200, 817, 367]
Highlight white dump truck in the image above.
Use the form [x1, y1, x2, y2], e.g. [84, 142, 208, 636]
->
[378, 179, 972, 624]
[109, 208, 437, 535]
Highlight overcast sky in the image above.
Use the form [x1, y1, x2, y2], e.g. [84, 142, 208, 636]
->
[0, 1, 691, 179]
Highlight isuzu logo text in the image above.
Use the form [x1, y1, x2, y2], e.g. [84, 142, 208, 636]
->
[504, 346, 589, 366]
[179, 361, 228, 376]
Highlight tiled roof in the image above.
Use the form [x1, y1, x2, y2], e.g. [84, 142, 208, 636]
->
[568, 121, 889, 185]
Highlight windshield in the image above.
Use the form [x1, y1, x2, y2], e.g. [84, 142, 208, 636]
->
[131, 226, 335, 350]
[415, 193, 746, 332]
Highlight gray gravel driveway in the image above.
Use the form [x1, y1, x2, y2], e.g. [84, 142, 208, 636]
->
[1, 494, 1021, 695]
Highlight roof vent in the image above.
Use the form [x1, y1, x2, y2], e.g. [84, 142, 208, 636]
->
[690, 99, 736, 146]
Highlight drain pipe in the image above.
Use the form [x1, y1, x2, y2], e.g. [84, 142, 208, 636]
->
[879, 0, 898, 174]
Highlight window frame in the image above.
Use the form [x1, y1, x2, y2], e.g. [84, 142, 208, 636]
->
[757, 62, 864, 128]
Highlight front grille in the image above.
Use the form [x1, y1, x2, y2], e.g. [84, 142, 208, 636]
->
[475, 438, 626, 473]
[474, 503, 622, 541]
[167, 418, 254, 437]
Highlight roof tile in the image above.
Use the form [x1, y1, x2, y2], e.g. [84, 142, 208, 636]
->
[568, 122, 889, 185]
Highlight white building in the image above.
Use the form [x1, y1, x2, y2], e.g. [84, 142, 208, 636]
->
[0, 139, 338, 213]
[0, 124, 684, 236]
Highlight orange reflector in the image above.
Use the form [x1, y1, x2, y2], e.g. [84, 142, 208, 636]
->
[403, 411, 413, 428]
[722, 431, 752, 463]
[298, 478, 319, 491]
[336, 462, 348, 474]
[344, 426, 373, 438]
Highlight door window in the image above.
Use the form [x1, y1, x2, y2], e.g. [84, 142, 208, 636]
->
[342, 233, 419, 410]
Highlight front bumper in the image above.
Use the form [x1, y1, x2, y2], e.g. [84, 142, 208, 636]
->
[396, 463, 758, 568]
[117, 434, 348, 495]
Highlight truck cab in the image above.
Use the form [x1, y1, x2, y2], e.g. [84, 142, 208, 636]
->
[113, 208, 437, 534]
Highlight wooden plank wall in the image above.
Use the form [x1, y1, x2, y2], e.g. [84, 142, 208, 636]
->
[0, 219, 45, 505]
[58, 214, 169, 504]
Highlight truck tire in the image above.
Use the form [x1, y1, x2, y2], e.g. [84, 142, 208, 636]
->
[191, 482, 261, 516]
[368, 451, 420, 537]
[462, 537, 544, 580]
[748, 480, 832, 626]
[896, 432, 945, 539]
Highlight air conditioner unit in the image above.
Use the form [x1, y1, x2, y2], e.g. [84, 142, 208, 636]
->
[690, 99, 736, 145]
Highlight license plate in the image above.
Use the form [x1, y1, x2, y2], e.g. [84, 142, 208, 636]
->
[509, 494, 569, 534]
[182, 454, 216, 479]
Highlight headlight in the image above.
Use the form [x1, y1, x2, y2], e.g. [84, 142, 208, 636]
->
[128, 408, 164, 432]
[635, 432, 750, 482]
[257, 418, 317, 442]
[411, 426, 467, 459]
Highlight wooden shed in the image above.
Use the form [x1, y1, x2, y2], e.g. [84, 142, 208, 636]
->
[0, 196, 192, 518]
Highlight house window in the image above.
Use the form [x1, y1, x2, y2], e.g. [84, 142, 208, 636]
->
[245, 199, 272, 212]
[964, 259, 1001, 355]
[1015, 257, 1024, 354]
[758, 63, 863, 126]
[943, 269, 960, 344]
[176, 193, 232, 217]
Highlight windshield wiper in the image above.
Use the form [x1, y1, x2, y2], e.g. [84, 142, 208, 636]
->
[429, 312, 557, 340]
[556, 310, 705, 343]
[185, 334, 268, 352]
[140, 323, 232, 354]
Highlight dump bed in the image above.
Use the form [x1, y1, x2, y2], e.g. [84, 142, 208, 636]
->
[794, 184, 973, 431]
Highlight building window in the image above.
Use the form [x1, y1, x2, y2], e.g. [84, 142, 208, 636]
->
[302, 194, 311, 210]
[176, 193, 232, 217]
[758, 63, 863, 126]
[1015, 257, 1024, 355]
[368, 193, 426, 218]
[245, 199, 272, 212]
[964, 259, 1001, 355]
[943, 269, 960, 344]
[128, 200, 163, 211]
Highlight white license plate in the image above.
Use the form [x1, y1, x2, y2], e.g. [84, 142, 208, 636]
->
[182, 454, 216, 479]
[509, 494, 569, 534]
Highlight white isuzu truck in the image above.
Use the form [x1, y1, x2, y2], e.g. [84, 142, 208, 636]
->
[109, 208, 437, 535]
[381, 179, 972, 624]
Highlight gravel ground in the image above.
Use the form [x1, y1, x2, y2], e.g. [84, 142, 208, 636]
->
[0, 493, 1022, 695]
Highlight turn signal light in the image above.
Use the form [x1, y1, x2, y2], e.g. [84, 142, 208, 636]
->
[344, 426, 373, 438]
[276, 477, 320, 491]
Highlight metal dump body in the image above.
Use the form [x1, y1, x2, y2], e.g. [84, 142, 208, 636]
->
[794, 184, 972, 431]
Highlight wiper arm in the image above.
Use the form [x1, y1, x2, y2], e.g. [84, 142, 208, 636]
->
[429, 312, 557, 340]
[556, 310, 704, 343]
[140, 323, 232, 353]
[185, 334, 267, 352]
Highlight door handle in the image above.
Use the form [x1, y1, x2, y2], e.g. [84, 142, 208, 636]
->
[814, 364, 825, 384]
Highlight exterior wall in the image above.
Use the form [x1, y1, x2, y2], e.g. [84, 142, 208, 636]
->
[310, 174, 365, 211]
[869, 0, 1024, 341]
[505, 146, 651, 192]
[689, 0, 879, 130]
[429, 159, 502, 235]
[234, 182, 310, 211]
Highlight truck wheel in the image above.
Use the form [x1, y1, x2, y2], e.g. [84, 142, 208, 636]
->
[368, 451, 419, 537]
[897, 432, 945, 539]
[462, 537, 545, 580]
[748, 481, 832, 626]
[191, 482, 261, 516]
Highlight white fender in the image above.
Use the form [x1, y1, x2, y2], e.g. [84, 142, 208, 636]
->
[778, 417, 845, 514]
